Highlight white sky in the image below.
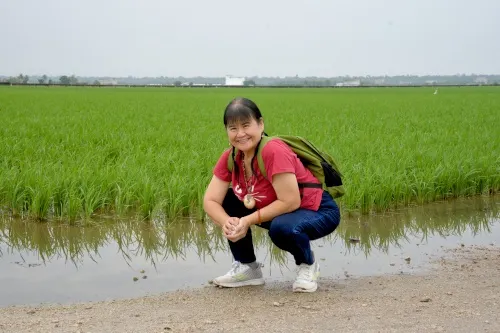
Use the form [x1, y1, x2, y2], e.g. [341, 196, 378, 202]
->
[1, 0, 499, 77]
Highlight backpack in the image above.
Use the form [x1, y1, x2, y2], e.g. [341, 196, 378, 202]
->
[227, 135, 345, 199]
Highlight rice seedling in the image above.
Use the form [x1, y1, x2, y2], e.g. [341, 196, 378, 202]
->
[0, 86, 498, 222]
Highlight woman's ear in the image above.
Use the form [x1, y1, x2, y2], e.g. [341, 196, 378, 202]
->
[259, 117, 264, 132]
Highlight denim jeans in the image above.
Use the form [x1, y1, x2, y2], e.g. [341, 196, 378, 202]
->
[221, 189, 341, 265]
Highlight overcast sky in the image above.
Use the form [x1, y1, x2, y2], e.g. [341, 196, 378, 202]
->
[1, 0, 499, 78]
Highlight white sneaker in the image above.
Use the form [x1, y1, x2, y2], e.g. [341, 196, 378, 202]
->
[212, 261, 265, 287]
[293, 260, 320, 293]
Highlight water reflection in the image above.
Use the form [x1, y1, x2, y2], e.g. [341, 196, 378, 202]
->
[341, 196, 497, 256]
[0, 195, 498, 306]
[1, 196, 497, 266]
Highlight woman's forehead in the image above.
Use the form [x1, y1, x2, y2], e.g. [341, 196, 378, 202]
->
[226, 116, 253, 126]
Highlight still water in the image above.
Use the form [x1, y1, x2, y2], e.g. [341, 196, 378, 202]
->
[1, 195, 499, 307]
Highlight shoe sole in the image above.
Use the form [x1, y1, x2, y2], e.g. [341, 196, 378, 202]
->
[293, 284, 318, 293]
[213, 278, 265, 288]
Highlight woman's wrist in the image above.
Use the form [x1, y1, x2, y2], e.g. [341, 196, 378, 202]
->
[242, 210, 260, 227]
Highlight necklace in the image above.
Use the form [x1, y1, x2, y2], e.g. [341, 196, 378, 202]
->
[241, 157, 256, 209]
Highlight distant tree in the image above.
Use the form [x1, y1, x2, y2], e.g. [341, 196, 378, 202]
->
[93, 80, 101, 85]
[22, 75, 29, 84]
[59, 75, 71, 85]
[7, 76, 19, 84]
[38, 78, 44, 84]
[173, 80, 182, 87]
[69, 75, 78, 85]
[48, 79, 54, 85]
[243, 79, 256, 86]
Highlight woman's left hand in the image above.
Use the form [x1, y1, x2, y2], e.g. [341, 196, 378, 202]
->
[226, 217, 250, 242]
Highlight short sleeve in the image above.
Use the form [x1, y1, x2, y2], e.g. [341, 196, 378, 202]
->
[213, 148, 232, 182]
[261, 139, 296, 182]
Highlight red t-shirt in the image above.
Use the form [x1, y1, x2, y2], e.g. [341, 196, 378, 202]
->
[213, 138, 323, 211]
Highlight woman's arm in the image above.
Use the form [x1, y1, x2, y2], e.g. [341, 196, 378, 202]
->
[243, 172, 301, 226]
[203, 175, 231, 227]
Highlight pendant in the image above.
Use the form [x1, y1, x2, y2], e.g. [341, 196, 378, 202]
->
[243, 194, 256, 209]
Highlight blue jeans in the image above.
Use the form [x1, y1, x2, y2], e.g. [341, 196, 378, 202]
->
[221, 189, 341, 265]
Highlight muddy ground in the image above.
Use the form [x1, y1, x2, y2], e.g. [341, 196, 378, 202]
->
[1, 245, 499, 333]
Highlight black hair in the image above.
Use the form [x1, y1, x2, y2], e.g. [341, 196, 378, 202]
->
[223, 97, 263, 127]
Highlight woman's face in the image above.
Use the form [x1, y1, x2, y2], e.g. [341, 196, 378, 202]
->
[226, 117, 264, 155]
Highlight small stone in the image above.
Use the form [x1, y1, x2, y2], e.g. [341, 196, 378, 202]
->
[133, 277, 139, 282]
[362, 304, 367, 307]
[446, 292, 453, 296]
[51, 320, 59, 324]
[273, 302, 281, 307]
[405, 257, 411, 262]
[140, 270, 145, 273]
[390, 263, 395, 266]
[208, 280, 213, 284]
[320, 258, 326, 261]
[485, 320, 490, 324]
[301, 305, 311, 309]
[420, 297, 431, 302]
[142, 275, 148, 279]
[27, 310, 36, 315]
[204, 320, 216, 324]
[376, 316, 381, 319]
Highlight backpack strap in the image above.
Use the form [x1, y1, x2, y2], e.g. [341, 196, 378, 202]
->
[256, 136, 322, 188]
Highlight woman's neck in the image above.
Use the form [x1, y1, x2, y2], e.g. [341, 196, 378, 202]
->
[241, 150, 255, 163]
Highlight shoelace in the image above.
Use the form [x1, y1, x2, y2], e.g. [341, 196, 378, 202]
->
[297, 264, 314, 281]
[229, 261, 245, 275]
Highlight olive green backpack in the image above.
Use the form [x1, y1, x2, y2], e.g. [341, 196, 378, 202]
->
[227, 135, 345, 199]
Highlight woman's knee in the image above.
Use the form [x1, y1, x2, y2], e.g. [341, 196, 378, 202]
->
[268, 216, 298, 242]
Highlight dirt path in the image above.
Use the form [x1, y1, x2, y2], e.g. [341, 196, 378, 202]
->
[1, 245, 499, 333]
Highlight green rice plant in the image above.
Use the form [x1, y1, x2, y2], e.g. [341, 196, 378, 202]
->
[0, 86, 498, 222]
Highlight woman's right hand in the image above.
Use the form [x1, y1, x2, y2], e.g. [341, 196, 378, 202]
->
[222, 217, 240, 237]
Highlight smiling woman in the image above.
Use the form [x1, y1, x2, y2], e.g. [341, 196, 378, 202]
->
[202, 97, 341, 293]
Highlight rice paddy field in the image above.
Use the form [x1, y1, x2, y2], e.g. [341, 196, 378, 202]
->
[0, 86, 498, 223]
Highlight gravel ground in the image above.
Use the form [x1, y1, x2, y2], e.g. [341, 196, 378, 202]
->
[1, 245, 499, 333]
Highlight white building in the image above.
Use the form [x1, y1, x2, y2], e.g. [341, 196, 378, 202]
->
[474, 77, 488, 85]
[225, 75, 245, 86]
[336, 80, 361, 87]
[98, 79, 118, 85]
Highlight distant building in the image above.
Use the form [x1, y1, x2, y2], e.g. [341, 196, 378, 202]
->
[225, 75, 245, 86]
[98, 79, 118, 85]
[335, 80, 361, 87]
[474, 77, 488, 85]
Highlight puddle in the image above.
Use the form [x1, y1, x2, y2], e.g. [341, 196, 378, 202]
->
[0, 195, 498, 307]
